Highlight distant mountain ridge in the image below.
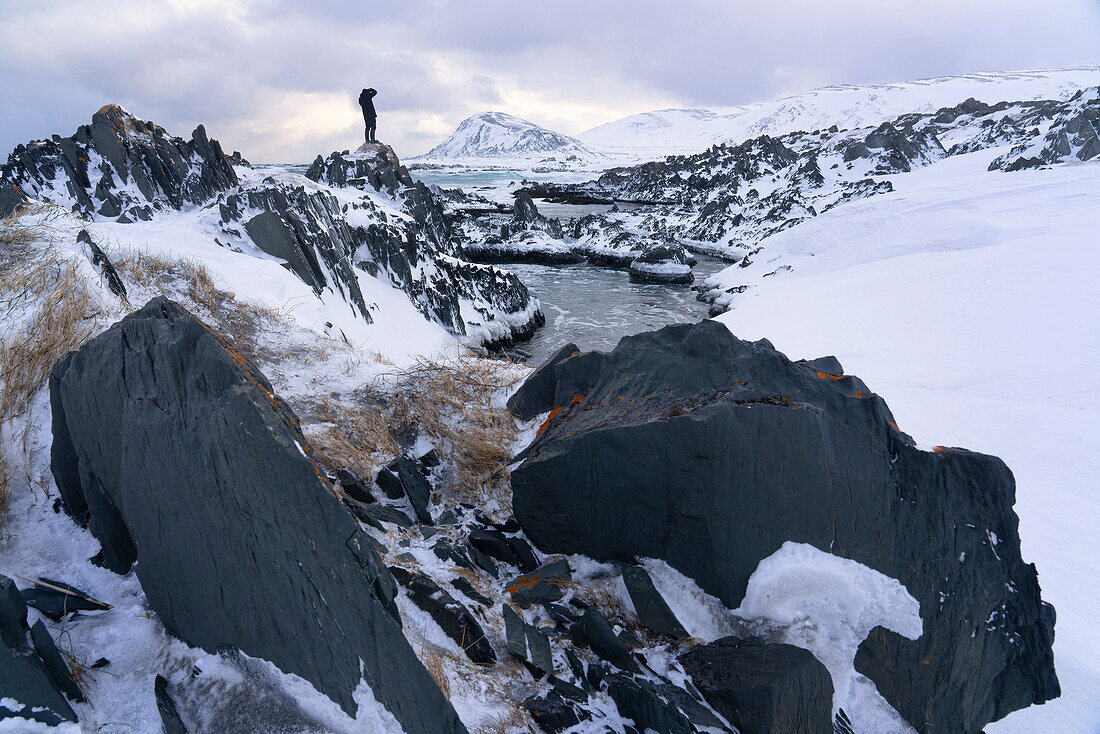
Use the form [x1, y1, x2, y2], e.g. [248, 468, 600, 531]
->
[419, 111, 596, 160]
[416, 67, 1100, 164]
[579, 67, 1100, 158]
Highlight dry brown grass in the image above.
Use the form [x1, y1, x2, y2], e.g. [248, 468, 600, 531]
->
[389, 356, 524, 507]
[114, 252, 283, 365]
[0, 208, 98, 422]
[0, 206, 100, 523]
[305, 395, 399, 480]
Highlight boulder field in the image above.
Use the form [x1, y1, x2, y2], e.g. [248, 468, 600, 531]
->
[509, 319, 1058, 734]
[49, 297, 465, 733]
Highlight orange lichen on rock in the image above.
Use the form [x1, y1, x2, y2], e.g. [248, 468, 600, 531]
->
[537, 406, 562, 435]
[816, 371, 844, 380]
[507, 574, 540, 594]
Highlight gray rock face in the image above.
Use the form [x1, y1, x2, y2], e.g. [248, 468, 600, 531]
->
[0, 105, 237, 220]
[49, 297, 465, 733]
[509, 320, 1058, 734]
[679, 637, 833, 734]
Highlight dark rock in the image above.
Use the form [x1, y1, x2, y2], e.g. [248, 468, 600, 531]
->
[503, 604, 527, 660]
[0, 575, 77, 725]
[0, 576, 27, 650]
[390, 567, 494, 665]
[360, 502, 413, 528]
[466, 543, 499, 578]
[333, 468, 376, 504]
[506, 342, 581, 421]
[387, 456, 433, 524]
[680, 637, 832, 734]
[49, 297, 464, 732]
[20, 578, 110, 621]
[605, 674, 693, 734]
[551, 676, 587, 702]
[29, 621, 84, 702]
[76, 230, 127, 299]
[375, 465, 405, 499]
[511, 319, 1058, 733]
[505, 535, 539, 572]
[450, 577, 491, 607]
[155, 675, 188, 734]
[0, 643, 78, 725]
[526, 624, 553, 676]
[417, 448, 441, 468]
[506, 559, 571, 607]
[571, 607, 639, 673]
[523, 692, 582, 733]
[654, 682, 727, 731]
[621, 564, 687, 639]
[468, 527, 523, 568]
[544, 603, 577, 625]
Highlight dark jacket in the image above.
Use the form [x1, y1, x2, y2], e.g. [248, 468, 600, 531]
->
[359, 89, 377, 119]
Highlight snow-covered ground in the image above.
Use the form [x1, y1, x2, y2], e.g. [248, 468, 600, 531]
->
[710, 149, 1100, 733]
[580, 66, 1100, 160]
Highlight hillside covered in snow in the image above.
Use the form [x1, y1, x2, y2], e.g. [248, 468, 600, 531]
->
[1, 67, 1097, 734]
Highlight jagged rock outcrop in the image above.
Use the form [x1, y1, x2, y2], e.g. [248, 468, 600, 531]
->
[306, 142, 415, 191]
[990, 87, 1100, 170]
[49, 297, 467, 733]
[0, 105, 236, 220]
[509, 320, 1058, 734]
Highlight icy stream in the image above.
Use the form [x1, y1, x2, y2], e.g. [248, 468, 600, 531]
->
[502, 255, 729, 362]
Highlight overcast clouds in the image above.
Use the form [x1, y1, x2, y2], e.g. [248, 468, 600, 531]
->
[1, 0, 1098, 162]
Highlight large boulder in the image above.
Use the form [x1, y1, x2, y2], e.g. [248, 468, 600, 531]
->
[49, 297, 466, 733]
[679, 637, 832, 734]
[509, 320, 1058, 734]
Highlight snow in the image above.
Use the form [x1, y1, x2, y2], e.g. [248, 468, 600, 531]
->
[712, 150, 1100, 733]
[579, 67, 1100, 160]
[735, 542, 922, 734]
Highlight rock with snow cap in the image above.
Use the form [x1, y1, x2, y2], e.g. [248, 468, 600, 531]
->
[510, 319, 1058, 734]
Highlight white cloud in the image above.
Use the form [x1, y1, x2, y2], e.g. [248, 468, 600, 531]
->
[1, 0, 1098, 161]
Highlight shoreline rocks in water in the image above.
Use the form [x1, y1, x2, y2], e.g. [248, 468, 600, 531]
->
[508, 319, 1058, 734]
[49, 297, 466, 733]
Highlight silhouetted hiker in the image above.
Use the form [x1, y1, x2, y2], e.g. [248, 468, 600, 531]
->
[359, 88, 377, 143]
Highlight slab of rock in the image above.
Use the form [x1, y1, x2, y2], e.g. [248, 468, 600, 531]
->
[510, 320, 1058, 733]
[604, 673, 693, 734]
[390, 567, 494, 665]
[526, 624, 553, 676]
[523, 691, 581, 733]
[506, 343, 581, 421]
[679, 637, 832, 734]
[49, 297, 465, 733]
[503, 604, 527, 661]
[29, 621, 84, 703]
[20, 578, 110, 621]
[570, 607, 639, 674]
[506, 559, 570, 607]
[621, 564, 687, 639]
[155, 675, 188, 734]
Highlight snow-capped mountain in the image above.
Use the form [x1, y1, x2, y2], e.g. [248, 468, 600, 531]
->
[579, 67, 1100, 159]
[417, 111, 597, 161]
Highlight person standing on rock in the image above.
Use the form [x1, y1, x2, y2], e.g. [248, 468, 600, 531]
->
[359, 88, 377, 143]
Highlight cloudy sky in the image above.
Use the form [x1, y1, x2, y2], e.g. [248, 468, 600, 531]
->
[2, 0, 1098, 162]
